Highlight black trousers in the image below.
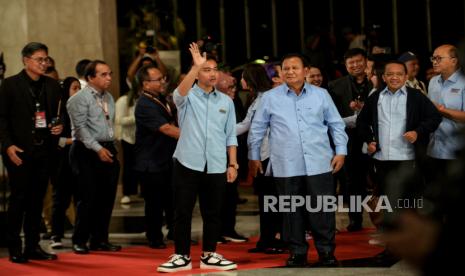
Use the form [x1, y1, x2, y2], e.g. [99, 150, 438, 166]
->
[139, 167, 174, 242]
[50, 145, 77, 238]
[70, 141, 120, 245]
[220, 179, 238, 236]
[254, 159, 282, 248]
[275, 172, 335, 256]
[340, 129, 369, 224]
[121, 140, 138, 196]
[373, 159, 418, 227]
[172, 160, 226, 255]
[4, 145, 50, 251]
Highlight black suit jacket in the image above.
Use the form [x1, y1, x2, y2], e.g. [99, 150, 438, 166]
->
[0, 70, 61, 154]
[328, 75, 373, 118]
[356, 86, 442, 158]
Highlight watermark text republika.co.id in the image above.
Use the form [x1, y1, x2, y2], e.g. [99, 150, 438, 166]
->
[263, 195, 423, 213]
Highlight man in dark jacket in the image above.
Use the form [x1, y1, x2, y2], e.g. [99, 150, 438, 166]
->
[0, 42, 63, 263]
[328, 48, 373, 231]
[357, 60, 441, 220]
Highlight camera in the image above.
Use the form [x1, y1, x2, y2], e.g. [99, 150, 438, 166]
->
[146, 45, 156, 54]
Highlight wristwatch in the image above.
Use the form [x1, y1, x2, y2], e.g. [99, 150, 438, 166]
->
[228, 163, 239, 170]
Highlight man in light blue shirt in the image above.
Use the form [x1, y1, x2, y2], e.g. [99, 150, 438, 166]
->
[158, 43, 238, 273]
[428, 44, 465, 161]
[248, 53, 348, 267]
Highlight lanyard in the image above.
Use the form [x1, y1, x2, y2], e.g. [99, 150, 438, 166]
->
[95, 94, 110, 120]
[94, 92, 114, 138]
[142, 91, 173, 117]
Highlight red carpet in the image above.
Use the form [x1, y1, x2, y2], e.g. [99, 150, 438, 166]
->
[0, 229, 384, 275]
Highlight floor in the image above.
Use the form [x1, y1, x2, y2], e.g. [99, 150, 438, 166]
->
[0, 180, 420, 275]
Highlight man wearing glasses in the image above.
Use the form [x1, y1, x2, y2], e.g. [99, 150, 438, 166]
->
[0, 42, 63, 263]
[67, 60, 121, 255]
[134, 64, 178, 249]
[427, 44, 465, 198]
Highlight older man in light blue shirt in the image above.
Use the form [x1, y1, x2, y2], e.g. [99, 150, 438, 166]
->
[248, 54, 347, 268]
[427, 45, 465, 160]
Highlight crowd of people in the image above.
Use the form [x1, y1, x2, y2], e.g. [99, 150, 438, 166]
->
[0, 38, 464, 275]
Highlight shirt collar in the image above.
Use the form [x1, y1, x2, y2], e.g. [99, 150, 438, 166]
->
[381, 85, 407, 95]
[285, 82, 307, 96]
[193, 83, 218, 97]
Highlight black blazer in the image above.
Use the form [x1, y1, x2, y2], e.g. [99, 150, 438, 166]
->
[328, 75, 373, 118]
[0, 70, 61, 154]
[356, 86, 442, 158]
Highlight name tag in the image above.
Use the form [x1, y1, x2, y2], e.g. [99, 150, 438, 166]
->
[35, 111, 47, 128]
[450, 88, 460, 93]
[219, 108, 226, 113]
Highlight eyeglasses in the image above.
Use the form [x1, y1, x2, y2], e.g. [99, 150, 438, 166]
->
[28, 56, 49, 64]
[147, 76, 166, 83]
[430, 56, 455, 63]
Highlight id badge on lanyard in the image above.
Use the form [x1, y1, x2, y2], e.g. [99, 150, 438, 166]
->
[35, 102, 47, 129]
[96, 96, 114, 138]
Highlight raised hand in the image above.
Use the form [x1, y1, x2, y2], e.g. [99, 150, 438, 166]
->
[188, 42, 206, 67]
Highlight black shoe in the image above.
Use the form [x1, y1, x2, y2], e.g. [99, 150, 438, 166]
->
[72, 244, 89, 254]
[248, 247, 266, 253]
[24, 246, 58, 260]
[374, 249, 400, 266]
[89, 242, 122, 252]
[9, 247, 28, 264]
[264, 247, 286, 254]
[148, 239, 167, 249]
[346, 221, 363, 232]
[217, 236, 229, 244]
[286, 254, 308, 267]
[315, 252, 339, 267]
[222, 232, 249, 243]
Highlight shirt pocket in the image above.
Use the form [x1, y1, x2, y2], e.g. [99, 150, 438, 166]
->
[444, 88, 463, 110]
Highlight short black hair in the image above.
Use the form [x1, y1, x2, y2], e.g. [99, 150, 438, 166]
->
[280, 53, 309, 68]
[344, 48, 367, 61]
[21, 42, 48, 58]
[75, 59, 91, 78]
[384, 60, 408, 74]
[136, 64, 160, 83]
[84, 60, 107, 81]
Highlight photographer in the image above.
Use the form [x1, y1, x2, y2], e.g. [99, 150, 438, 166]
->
[126, 43, 167, 88]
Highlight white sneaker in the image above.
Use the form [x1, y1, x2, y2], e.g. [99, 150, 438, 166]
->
[120, 196, 131, 204]
[157, 254, 192, 273]
[200, 252, 237, 270]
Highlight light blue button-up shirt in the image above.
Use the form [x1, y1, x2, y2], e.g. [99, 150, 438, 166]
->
[374, 86, 415, 161]
[427, 70, 465, 159]
[173, 84, 237, 173]
[67, 85, 116, 152]
[248, 83, 348, 177]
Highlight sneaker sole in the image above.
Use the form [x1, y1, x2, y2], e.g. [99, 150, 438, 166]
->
[223, 237, 248, 243]
[200, 262, 237, 270]
[157, 263, 192, 273]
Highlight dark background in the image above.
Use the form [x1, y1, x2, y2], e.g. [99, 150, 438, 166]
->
[117, 0, 465, 78]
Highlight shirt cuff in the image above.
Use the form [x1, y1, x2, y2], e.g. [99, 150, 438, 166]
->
[335, 145, 347, 156]
[248, 148, 261, 160]
[226, 136, 238, 147]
